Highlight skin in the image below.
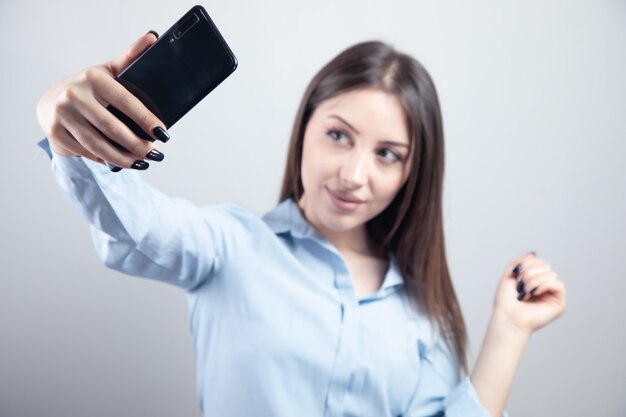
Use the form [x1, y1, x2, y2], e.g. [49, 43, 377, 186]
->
[36, 32, 165, 168]
[471, 253, 566, 416]
[297, 87, 413, 296]
[36, 33, 567, 417]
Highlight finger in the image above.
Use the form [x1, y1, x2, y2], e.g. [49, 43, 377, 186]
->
[74, 89, 163, 159]
[46, 108, 105, 163]
[108, 31, 159, 77]
[53, 127, 105, 165]
[520, 271, 559, 301]
[90, 74, 169, 144]
[60, 106, 149, 169]
[520, 263, 553, 280]
[46, 122, 79, 157]
[515, 260, 553, 300]
[524, 279, 567, 307]
[507, 252, 537, 277]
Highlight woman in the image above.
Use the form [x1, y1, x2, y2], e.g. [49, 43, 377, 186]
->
[36, 31, 566, 416]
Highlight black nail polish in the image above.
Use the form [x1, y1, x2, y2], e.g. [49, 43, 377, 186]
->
[530, 287, 538, 296]
[529, 251, 537, 256]
[146, 150, 165, 162]
[106, 162, 122, 172]
[516, 278, 525, 293]
[517, 289, 526, 301]
[512, 264, 522, 275]
[152, 127, 170, 143]
[146, 30, 159, 39]
[131, 160, 149, 170]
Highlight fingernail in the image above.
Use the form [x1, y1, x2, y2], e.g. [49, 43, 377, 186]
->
[153, 127, 170, 143]
[146, 150, 165, 162]
[147, 30, 159, 39]
[516, 278, 525, 293]
[530, 287, 538, 296]
[106, 162, 122, 172]
[132, 160, 149, 170]
[528, 251, 537, 256]
[517, 289, 526, 301]
[512, 263, 522, 275]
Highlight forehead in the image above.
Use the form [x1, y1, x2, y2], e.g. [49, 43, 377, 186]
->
[314, 88, 410, 145]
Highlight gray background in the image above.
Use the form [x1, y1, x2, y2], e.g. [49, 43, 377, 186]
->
[1, 0, 624, 416]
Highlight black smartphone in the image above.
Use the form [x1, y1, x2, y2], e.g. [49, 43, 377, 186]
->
[107, 5, 237, 146]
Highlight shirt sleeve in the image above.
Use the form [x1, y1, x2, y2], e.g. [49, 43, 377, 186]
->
[37, 137, 248, 291]
[405, 333, 510, 417]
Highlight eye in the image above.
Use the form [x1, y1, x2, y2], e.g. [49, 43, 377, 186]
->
[326, 128, 349, 144]
[378, 148, 403, 163]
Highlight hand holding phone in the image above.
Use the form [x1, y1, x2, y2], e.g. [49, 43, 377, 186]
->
[36, 6, 237, 171]
[36, 34, 164, 168]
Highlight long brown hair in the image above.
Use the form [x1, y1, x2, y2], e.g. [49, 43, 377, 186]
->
[279, 41, 468, 374]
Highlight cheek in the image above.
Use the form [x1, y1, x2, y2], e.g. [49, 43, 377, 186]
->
[302, 136, 332, 179]
[300, 136, 324, 191]
[390, 159, 413, 193]
[374, 171, 408, 202]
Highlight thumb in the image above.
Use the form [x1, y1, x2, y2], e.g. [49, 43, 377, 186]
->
[107, 31, 159, 77]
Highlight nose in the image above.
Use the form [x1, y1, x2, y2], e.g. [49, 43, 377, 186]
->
[339, 151, 367, 188]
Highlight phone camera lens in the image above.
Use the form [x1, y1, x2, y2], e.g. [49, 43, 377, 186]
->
[173, 13, 199, 39]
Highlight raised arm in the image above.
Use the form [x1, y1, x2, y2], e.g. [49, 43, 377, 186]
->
[471, 253, 567, 416]
[36, 33, 243, 290]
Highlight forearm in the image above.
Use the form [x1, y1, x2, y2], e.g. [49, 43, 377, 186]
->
[470, 310, 530, 417]
[40, 137, 217, 288]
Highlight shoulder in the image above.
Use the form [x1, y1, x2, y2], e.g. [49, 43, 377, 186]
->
[199, 201, 268, 231]
[203, 201, 258, 219]
[198, 202, 278, 247]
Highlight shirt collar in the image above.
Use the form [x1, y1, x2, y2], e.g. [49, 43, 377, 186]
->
[262, 197, 323, 240]
[262, 198, 404, 290]
[382, 257, 404, 289]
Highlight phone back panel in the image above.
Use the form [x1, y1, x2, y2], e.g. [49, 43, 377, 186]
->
[110, 6, 237, 140]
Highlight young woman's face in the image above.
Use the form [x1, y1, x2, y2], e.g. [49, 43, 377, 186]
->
[299, 87, 412, 237]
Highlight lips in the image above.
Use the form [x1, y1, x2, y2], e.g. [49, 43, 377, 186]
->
[326, 187, 365, 212]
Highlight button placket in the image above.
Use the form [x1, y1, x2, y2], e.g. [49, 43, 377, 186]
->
[324, 257, 360, 417]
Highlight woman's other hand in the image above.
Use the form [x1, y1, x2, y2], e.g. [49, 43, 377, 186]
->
[493, 252, 567, 335]
[471, 252, 566, 416]
[36, 32, 167, 169]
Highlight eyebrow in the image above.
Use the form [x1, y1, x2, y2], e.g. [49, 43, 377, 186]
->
[328, 114, 410, 148]
[329, 115, 360, 135]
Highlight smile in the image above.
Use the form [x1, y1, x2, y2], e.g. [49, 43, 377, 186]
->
[326, 187, 365, 212]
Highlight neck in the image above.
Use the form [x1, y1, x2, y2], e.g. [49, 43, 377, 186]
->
[322, 224, 371, 255]
[296, 195, 383, 258]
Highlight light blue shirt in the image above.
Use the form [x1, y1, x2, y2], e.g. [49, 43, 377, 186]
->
[38, 138, 507, 417]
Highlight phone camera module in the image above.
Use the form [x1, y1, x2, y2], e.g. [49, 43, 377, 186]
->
[173, 13, 200, 39]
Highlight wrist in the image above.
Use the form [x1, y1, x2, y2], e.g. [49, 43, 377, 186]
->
[490, 308, 532, 342]
[470, 309, 531, 417]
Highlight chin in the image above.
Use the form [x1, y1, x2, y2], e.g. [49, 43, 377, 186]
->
[319, 211, 366, 233]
